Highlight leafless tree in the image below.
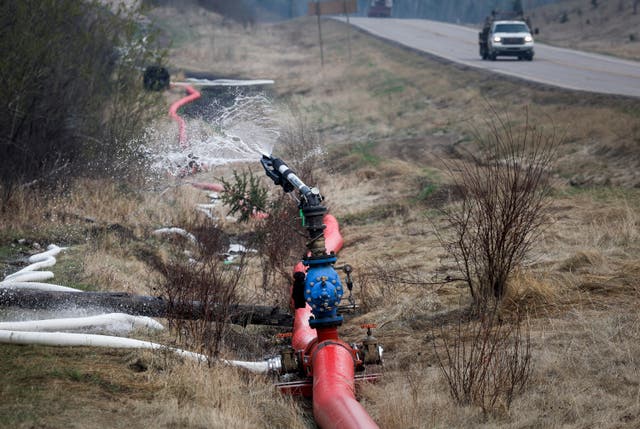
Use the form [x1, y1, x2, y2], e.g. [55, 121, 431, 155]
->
[439, 109, 560, 306]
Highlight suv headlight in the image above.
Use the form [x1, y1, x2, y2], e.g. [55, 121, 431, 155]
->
[525, 35, 533, 43]
[493, 35, 501, 43]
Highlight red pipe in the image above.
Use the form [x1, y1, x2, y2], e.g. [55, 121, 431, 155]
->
[292, 306, 316, 351]
[169, 84, 201, 149]
[313, 345, 378, 429]
[290, 214, 379, 429]
[190, 182, 225, 192]
[167, 85, 375, 426]
[323, 214, 344, 255]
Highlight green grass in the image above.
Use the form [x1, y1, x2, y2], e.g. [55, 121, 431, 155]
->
[0, 242, 30, 261]
[48, 246, 96, 291]
[413, 167, 443, 203]
[372, 77, 406, 97]
[551, 185, 640, 205]
[56, 368, 127, 394]
[416, 183, 438, 201]
[339, 203, 409, 226]
[367, 69, 408, 98]
[350, 140, 381, 167]
[0, 344, 154, 428]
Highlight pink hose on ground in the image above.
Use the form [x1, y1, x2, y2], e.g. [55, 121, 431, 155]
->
[169, 84, 201, 149]
[190, 182, 225, 192]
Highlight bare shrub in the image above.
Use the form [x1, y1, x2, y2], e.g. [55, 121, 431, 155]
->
[432, 308, 533, 416]
[440, 110, 560, 306]
[251, 195, 307, 305]
[153, 220, 245, 359]
[217, 167, 306, 303]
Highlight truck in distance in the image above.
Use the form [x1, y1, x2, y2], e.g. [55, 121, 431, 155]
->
[479, 15, 535, 61]
[368, 0, 392, 17]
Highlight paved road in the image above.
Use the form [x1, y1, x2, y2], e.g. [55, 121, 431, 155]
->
[344, 17, 640, 98]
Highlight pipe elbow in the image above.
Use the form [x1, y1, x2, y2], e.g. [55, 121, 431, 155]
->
[323, 214, 343, 254]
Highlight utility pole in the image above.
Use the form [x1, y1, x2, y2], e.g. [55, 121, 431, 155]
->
[316, 1, 324, 67]
[344, 0, 352, 62]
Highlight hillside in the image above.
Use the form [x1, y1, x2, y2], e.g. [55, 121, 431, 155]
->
[532, 0, 640, 60]
[2, 2, 640, 429]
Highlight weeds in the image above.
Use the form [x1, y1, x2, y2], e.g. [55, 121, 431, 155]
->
[251, 195, 306, 302]
[278, 103, 325, 185]
[358, 258, 452, 309]
[433, 308, 533, 416]
[0, 0, 165, 204]
[153, 219, 245, 359]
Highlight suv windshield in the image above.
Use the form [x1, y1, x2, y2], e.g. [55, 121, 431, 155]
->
[494, 23, 529, 33]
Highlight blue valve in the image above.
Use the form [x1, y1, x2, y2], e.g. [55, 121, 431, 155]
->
[303, 255, 344, 328]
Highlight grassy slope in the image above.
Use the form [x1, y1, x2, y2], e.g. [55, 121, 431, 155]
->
[2, 3, 640, 428]
[532, 0, 640, 60]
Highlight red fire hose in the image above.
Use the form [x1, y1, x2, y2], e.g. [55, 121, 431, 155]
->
[169, 84, 201, 149]
[291, 215, 379, 429]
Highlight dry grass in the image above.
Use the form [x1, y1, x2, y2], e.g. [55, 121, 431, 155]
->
[138, 359, 309, 429]
[83, 250, 159, 295]
[360, 300, 640, 428]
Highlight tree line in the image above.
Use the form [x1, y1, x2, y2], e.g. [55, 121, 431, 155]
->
[0, 0, 165, 206]
[146, 0, 564, 23]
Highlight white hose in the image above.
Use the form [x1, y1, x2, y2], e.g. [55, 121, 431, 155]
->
[0, 313, 164, 332]
[28, 244, 66, 263]
[2, 245, 64, 283]
[181, 78, 275, 87]
[4, 256, 57, 280]
[223, 356, 281, 373]
[196, 203, 217, 210]
[1, 271, 55, 283]
[0, 330, 280, 373]
[1, 244, 279, 374]
[229, 243, 257, 253]
[0, 281, 81, 292]
[152, 227, 197, 244]
[0, 330, 207, 362]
